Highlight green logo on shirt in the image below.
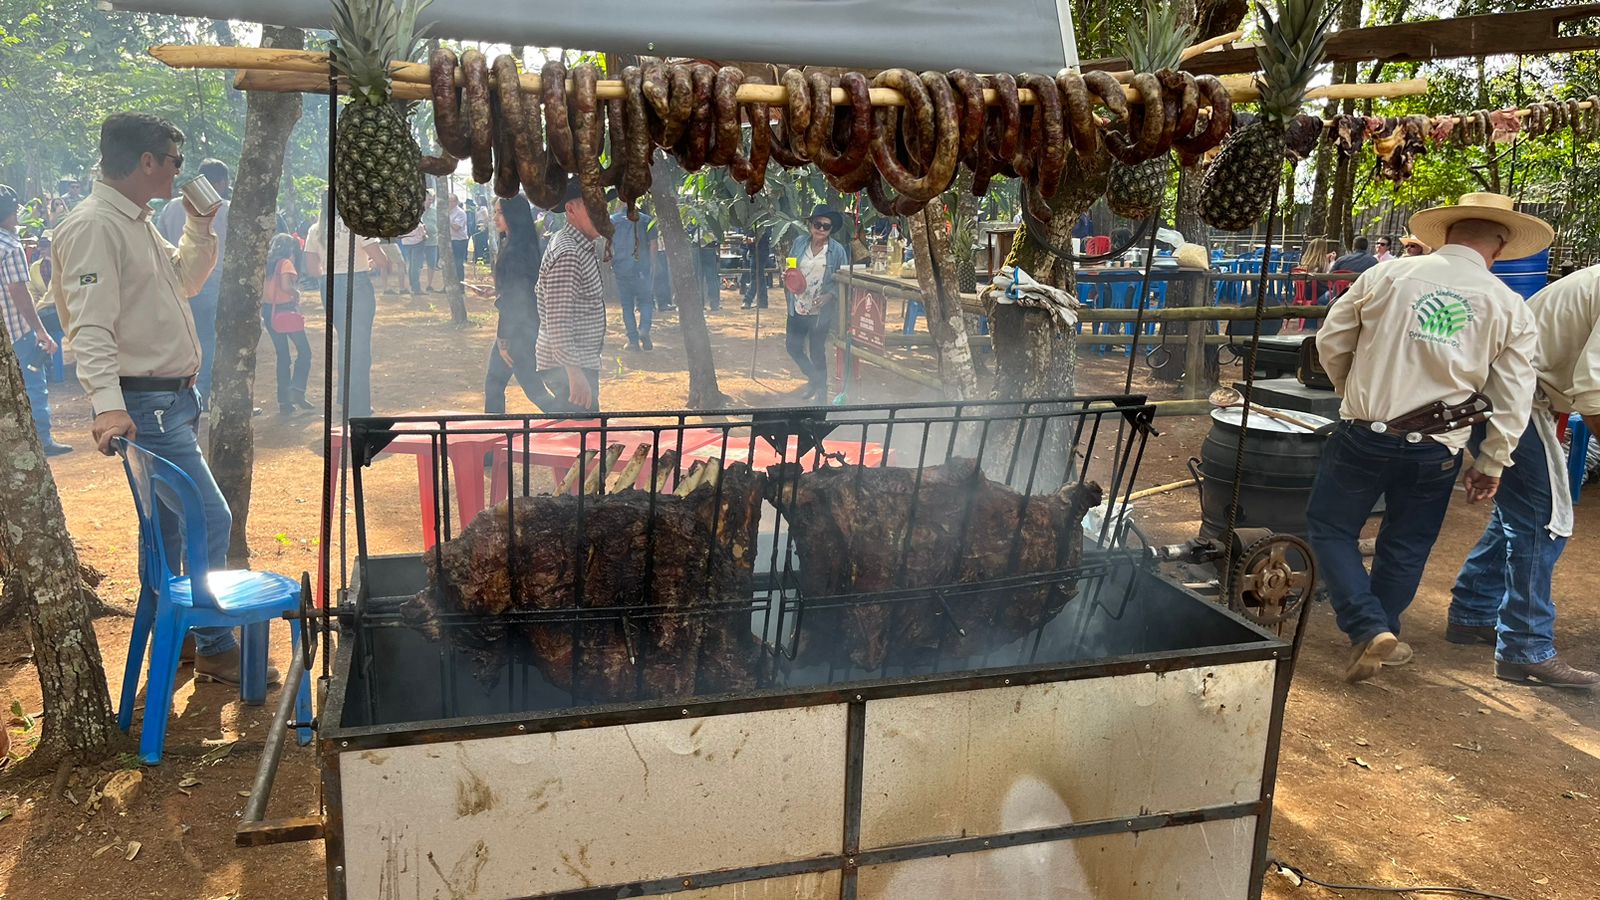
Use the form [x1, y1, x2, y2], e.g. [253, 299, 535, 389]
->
[79, 273, 98, 285]
[1409, 290, 1474, 348]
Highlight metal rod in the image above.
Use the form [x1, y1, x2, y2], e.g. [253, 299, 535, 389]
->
[236, 639, 308, 843]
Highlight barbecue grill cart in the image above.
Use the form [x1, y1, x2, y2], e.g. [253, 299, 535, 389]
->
[241, 398, 1301, 900]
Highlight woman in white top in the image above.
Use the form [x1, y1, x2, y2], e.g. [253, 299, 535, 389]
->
[781, 205, 849, 404]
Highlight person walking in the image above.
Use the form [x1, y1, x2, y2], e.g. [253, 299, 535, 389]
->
[400, 217, 428, 293]
[156, 158, 230, 409]
[1447, 262, 1600, 689]
[52, 112, 264, 683]
[261, 233, 312, 417]
[1, 184, 68, 454]
[609, 205, 657, 351]
[26, 232, 67, 382]
[534, 181, 608, 412]
[485, 195, 551, 414]
[781, 205, 849, 403]
[1307, 193, 1547, 684]
[304, 196, 389, 418]
[449, 194, 470, 285]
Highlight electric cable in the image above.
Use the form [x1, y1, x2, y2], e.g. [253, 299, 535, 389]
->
[1269, 859, 1524, 900]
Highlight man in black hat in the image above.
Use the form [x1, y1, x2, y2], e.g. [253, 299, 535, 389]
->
[781, 205, 849, 403]
[535, 182, 608, 411]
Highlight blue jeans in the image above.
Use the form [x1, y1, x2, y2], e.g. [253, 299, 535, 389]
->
[190, 289, 219, 407]
[325, 272, 376, 417]
[15, 335, 56, 444]
[124, 388, 235, 656]
[617, 274, 653, 342]
[402, 243, 424, 292]
[1450, 421, 1564, 665]
[1305, 423, 1462, 646]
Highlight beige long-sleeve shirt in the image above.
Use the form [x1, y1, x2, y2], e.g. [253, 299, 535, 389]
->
[1315, 243, 1537, 476]
[1526, 263, 1600, 418]
[50, 181, 218, 415]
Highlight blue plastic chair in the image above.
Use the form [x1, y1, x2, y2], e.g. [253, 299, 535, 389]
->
[115, 438, 311, 764]
[1569, 414, 1589, 506]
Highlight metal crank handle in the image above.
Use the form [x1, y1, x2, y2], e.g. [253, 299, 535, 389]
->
[235, 634, 323, 848]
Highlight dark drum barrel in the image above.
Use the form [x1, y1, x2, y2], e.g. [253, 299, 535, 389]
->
[1198, 407, 1329, 539]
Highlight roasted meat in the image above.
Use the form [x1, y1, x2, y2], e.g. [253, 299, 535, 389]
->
[771, 459, 1104, 669]
[405, 463, 767, 702]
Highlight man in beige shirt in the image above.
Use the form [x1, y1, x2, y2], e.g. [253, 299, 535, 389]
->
[52, 112, 266, 686]
[1308, 192, 1547, 684]
[1447, 263, 1600, 688]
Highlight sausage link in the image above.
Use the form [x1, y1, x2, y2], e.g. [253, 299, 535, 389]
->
[541, 60, 576, 173]
[947, 69, 987, 169]
[570, 63, 613, 239]
[601, 95, 627, 187]
[677, 63, 716, 171]
[419, 152, 459, 177]
[491, 94, 520, 199]
[1108, 73, 1165, 163]
[1057, 71, 1098, 158]
[460, 48, 495, 183]
[741, 95, 771, 193]
[641, 58, 670, 147]
[986, 74, 1022, 162]
[493, 54, 548, 197]
[803, 72, 835, 161]
[1176, 75, 1232, 158]
[871, 69, 944, 201]
[662, 63, 694, 149]
[919, 70, 963, 197]
[620, 65, 653, 205]
[709, 66, 744, 167]
[769, 68, 811, 168]
[430, 48, 471, 158]
[1082, 71, 1129, 125]
[1019, 73, 1065, 197]
[1170, 70, 1200, 143]
[824, 154, 874, 194]
[814, 72, 873, 178]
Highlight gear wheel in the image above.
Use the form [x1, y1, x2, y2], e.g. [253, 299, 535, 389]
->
[1229, 534, 1316, 626]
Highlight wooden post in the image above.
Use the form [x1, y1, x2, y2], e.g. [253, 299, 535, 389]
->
[1184, 324, 1208, 399]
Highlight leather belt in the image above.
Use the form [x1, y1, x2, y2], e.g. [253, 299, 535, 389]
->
[120, 375, 196, 392]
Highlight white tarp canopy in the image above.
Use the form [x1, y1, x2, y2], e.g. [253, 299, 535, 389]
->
[102, 0, 1078, 73]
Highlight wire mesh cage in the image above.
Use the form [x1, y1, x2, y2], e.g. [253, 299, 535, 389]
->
[339, 396, 1157, 721]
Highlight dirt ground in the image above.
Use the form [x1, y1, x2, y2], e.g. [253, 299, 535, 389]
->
[1, 270, 1597, 899]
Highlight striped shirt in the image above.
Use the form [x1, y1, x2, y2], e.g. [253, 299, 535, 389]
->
[0, 228, 34, 341]
[535, 225, 606, 371]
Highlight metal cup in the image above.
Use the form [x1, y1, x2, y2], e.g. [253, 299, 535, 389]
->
[176, 174, 222, 217]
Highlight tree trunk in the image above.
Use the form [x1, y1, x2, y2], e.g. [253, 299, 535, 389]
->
[208, 26, 305, 566]
[648, 153, 728, 408]
[0, 324, 127, 772]
[907, 198, 978, 400]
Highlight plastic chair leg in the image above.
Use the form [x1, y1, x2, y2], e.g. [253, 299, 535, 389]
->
[139, 617, 186, 764]
[240, 621, 269, 706]
[118, 586, 157, 733]
[289, 626, 313, 746]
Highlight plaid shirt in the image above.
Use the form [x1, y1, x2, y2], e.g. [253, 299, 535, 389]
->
[535, 225, 606, 370]
[0, 228, 33, 342]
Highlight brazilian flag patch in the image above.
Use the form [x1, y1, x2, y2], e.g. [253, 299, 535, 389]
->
[79, 273, 98, 286]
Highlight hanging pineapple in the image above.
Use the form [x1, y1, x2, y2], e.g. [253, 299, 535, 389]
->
[1199, 0, 1333, 231]
[1106, 0, 1193, 221]
[951, 214, 978, 293]
[329, 0, 430, 238]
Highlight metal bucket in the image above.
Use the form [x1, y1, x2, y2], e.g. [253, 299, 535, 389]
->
[1199, 406, 1330, 539]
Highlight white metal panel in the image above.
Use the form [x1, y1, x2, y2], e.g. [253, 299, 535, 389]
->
[676, 871, 840, 899]
[339, 705, 848, 900]
[859, 661, 1276, 849]
[855, 817, 1258, 900]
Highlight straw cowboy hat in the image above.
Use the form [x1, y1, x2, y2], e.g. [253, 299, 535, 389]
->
[1398, 234, 1430, 253]
[1408, 192, 1554, 261]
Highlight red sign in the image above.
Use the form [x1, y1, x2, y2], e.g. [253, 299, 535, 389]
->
[850, 289, 886, 352]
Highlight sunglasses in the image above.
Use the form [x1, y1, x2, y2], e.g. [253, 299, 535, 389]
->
[158, 153, 184, 171]
[810, 220, 833, 231]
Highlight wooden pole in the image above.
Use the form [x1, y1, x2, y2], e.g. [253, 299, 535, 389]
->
[157, 44, 1430, 107]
